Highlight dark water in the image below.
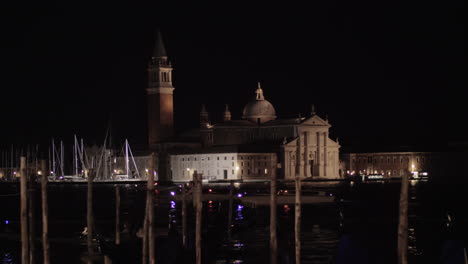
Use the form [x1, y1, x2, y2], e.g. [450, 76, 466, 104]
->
[0, 180, 467, 263]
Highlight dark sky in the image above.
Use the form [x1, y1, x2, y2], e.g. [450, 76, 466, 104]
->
[1, 0, 465, 151]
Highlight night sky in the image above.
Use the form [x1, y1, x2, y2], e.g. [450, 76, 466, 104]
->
[1, 0, 464, 152]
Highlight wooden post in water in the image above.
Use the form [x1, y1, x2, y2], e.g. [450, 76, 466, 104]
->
[87, 169, 95, 262]
[40, 160, 50, 264]
[270, 173, 277, 264]
[295, 176, 302, 264]
[20, 156, 29, 264]
[29, 163, 36, 264]
[115, 185, 121, 245]
[181, 183, 187, 248]
[142, 195, 149, 264]
[194, 171, 202, 264]
[397, 172, 409, 264]
[147, 153, 155, 264]
[227, 180, 234, 240]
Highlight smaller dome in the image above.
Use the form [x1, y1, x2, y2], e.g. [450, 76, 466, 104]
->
[242, 83, 276, 124]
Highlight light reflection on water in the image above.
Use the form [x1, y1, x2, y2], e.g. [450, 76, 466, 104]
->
[1, 252, 14, 264]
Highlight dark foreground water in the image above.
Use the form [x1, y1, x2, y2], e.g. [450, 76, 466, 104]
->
[0, 180, 467, 264]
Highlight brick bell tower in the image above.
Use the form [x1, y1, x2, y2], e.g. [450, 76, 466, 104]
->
[147, 30, 174, 148]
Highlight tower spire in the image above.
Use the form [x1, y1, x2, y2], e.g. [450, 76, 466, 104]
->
[311, 104, 316, 116]
[223, 104, 231, 122]
[200, 104, 209, 128]
[153, 30, 167, 58]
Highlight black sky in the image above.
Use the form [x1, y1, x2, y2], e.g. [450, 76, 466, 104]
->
[1, 0, 465, 151]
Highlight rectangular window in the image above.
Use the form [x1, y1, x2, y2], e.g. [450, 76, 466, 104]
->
[208, 157, 210, 160]
[232, 170, 234, 175]
[217, 157, 219, 160]
[232, 162, 234, 166]
[194, 158, 197, 161]
[248, 169, 250, 174]
[241, 162, 244, 166]
[400, 158, 403, 164]
[241, 170, 244, 174]
[224, 157, 227, 160]
[232, 157, 234, 160]
[182, 158, 184, 161]
[265, 168, 268, 174]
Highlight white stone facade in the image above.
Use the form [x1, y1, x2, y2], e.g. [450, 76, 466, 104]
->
[282, 115, 341, 179]
[170, 152, 277, 182]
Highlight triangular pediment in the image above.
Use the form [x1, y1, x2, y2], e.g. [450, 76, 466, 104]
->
[300, 115, 329, 126]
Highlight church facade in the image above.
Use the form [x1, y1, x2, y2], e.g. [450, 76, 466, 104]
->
[144, 32, 341, 181]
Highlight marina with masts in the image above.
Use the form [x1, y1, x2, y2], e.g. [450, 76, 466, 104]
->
[0, 135, 151, 182]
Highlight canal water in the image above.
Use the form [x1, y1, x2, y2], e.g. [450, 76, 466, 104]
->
[0, 180, 467, 263]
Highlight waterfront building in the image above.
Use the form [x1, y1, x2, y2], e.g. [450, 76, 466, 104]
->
[341, 152, 438, 178]
[137, 31, 342, 181]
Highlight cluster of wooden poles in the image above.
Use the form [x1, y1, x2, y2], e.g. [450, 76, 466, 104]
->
[19, 156, 50, 264]
[19, 152, 410, 264]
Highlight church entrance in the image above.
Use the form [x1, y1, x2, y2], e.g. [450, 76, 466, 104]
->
[223, 170, 228, 179]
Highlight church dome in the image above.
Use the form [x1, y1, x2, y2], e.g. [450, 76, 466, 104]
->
[242, 83, 276, 124]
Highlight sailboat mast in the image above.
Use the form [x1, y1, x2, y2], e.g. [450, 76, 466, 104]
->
[60, 140, 64, 176]
[74, 136, 79, 176]
[52, 139, 56, 176]
[125, 139, 129, 178]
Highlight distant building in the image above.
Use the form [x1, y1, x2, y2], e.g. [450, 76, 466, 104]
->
[341, 152, 440, 178]
[135, 31, 342, 181]
[341, 149, 468, 180]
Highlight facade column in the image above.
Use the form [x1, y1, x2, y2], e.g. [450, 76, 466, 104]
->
[316, 132, 320, 177]
[324, 132, 328, 177]
[296, 136, 301, 178]
[304, 132, 309, 178]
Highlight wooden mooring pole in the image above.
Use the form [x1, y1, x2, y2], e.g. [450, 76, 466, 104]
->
[142, 195, 149, 264]
[397, 172, 409, 264]
[295, 176, 302, 264]
[29, 162, 36, 264]
[20, 156, 29, 264]
[228, 180, 234, 240]
[181, 183, 187, 248]
[270, 173, 277, 264]
[115, 185, 121, 245]
[40, 159, 50, 264]
[194, 171, 202, 264]
[148, 153, 155, 264]
[87, 169, 95, 263]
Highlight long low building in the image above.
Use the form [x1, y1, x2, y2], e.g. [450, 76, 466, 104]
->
[170, 151, 278, 182]
[341, 149, 467, 180]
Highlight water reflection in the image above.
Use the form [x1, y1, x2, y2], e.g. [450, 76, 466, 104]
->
[1, 252, 14, 264]
[168, 200, 177, 229]
[235, 204, 244, 221]
[408, 227, 423, 256]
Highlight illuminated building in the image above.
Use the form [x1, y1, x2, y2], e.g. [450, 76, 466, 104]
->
[144, 32, 341, 181]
